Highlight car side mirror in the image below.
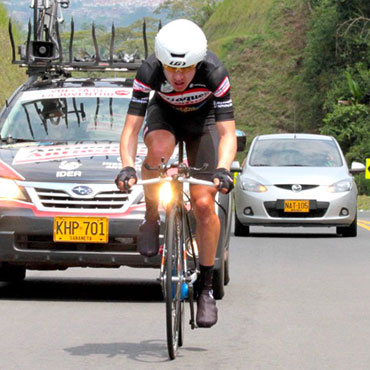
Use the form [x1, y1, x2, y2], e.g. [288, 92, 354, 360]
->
[236, 129, 246, 152]
[349, 161, 366, 174]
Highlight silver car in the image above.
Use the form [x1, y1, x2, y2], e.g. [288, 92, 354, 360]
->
[234, 133, 365, 237]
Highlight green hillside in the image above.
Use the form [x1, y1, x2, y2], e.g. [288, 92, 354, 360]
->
[204, 0, 311, 152]
[0, 3, 26, 105]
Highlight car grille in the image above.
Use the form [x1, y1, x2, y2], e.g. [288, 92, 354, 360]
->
[274, 184, 319, 191]
[34, 187, 129, 209]
[264, 200, 329, 218]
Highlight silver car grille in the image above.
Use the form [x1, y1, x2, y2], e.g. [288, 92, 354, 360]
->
[34, 187, 129, 209]
[23, 181, 143, 214]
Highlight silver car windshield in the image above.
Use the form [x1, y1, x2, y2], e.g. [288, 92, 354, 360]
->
[0, 91, 141, 142]
[250, 138, 343, 167]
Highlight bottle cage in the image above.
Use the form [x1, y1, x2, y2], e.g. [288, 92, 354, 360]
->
[8, 0, 160, 78]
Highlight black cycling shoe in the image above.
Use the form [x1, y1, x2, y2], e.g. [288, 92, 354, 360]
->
[137, 219, 160, 257]
[196, 289, 218, 328]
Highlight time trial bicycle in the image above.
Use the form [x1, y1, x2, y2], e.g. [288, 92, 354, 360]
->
[136, 142, 215, 360]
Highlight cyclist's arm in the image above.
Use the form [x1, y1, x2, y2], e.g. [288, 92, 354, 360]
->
[216, 119, 237, 170]
[120, 113, 144, 168]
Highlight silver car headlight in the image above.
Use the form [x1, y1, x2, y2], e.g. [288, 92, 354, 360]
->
[0, 178, 28, 201]
[328, 179, 352, 193]
[240, 178, 267, 193]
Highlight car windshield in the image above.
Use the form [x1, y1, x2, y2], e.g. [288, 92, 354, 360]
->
[0, 87, 142, 143]
[249, 138, 343, 167]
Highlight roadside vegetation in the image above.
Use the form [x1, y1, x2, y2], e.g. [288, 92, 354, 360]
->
[0, 0, 369, 203]
[0, 3, 26, 104]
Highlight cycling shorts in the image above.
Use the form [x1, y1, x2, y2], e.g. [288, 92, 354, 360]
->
[143, 99, 219, 181]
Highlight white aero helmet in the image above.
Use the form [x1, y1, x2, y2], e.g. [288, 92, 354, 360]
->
[155, 19, 207, 68]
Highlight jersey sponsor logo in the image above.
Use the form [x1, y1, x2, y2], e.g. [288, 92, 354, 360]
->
[214, 99, 233, 109]
[131, 96, 149, 104]
[160, 81, 174, 93]
[174, 106, 198, 113]
[158, 88, 212, 106]
[214, 76, 231, 98]
[133, 79, 151, 93]
[189, 83, 207, 89]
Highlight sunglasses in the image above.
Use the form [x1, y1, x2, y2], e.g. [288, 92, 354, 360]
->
[163, 64, 196, 73]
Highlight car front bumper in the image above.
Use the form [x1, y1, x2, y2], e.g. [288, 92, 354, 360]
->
[0, 207, 163, 269]
[234, 186, 357, 227]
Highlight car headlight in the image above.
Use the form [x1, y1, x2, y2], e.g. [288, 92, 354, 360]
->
[0, 178, 28, 201]
[240, 178, 267, 193]
[328, 179, 352, 193]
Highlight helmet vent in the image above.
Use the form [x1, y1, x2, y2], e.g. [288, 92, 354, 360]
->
[170, 53, 185, 58]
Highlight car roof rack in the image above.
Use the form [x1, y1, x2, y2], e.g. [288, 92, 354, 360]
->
[8, 1, 157, 78]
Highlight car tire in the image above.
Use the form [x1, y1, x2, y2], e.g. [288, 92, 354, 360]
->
[234, 210, 250, 236]
[0, 263, 26, 282]
[337, 215, 357, 237]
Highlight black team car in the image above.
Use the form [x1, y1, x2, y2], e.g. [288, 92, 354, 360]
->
[0, 2, 245, 299]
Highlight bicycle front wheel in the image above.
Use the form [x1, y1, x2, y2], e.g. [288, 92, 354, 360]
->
[164, 204, 185, 360]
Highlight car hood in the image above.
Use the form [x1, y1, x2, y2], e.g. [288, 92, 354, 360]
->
[244, 166, 350, 186]
[0, 142, 148, 182]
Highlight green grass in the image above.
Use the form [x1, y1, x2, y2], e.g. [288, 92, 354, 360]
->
[204, 0, 312, 157]
[0, 3, 27, 106]
[358, 195, 370, 211]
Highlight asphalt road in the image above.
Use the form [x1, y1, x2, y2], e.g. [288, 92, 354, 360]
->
[1, 213, 370, 370]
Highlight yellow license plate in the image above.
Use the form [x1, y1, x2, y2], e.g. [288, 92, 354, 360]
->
[53, 216, 109, 243]
[284, 200, 309, 213]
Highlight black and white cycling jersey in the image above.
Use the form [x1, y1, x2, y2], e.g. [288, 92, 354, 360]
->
[128, 51, 234, 122]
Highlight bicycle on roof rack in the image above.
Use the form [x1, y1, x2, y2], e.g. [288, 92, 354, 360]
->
[8, 0, 152, 77]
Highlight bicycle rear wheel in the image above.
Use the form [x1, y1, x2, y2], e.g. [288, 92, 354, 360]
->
[164, 204, 185, 360]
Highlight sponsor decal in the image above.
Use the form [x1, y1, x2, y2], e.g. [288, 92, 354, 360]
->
[115, 90, 130, 96]
[59, 160, 82, 170]
[56, 171, 82, 178]
[13, 143, 148, 165]
[102, 162, 122, 170]
[158, 88, 212, 106]
[20, 88, 132, 101]
[102, 157, 143, 170]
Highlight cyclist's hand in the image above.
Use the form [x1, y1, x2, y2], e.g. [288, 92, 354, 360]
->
[115, 166, 137, 192]
[211, 168, 234, 194]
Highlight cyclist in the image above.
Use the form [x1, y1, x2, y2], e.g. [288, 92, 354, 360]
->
[116, 19, 236, 328]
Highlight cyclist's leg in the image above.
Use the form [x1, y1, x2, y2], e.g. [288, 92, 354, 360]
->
[190, 185, 219, 265]
[142, 101, 177, 221]
[186, 120, 220, 327]
[137, 102, 177, 257]
[186, 116, 220, 266]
